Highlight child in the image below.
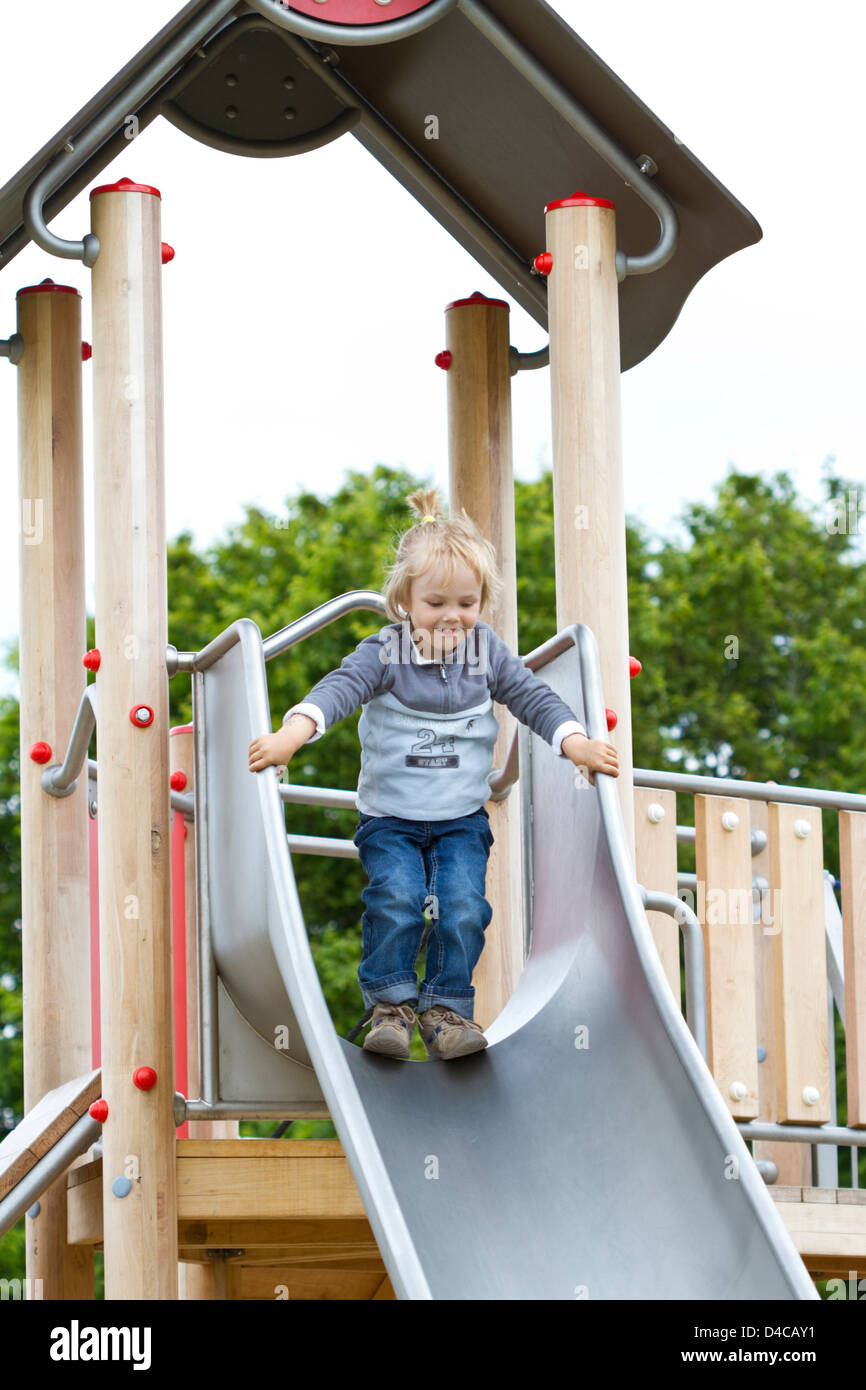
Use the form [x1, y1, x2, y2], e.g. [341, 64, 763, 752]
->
[248, 486, 619, 1061]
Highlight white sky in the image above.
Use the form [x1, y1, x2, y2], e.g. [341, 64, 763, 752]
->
[0, 0, 864, 700]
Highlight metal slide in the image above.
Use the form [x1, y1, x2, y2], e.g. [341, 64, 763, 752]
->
[196, 615, 818, 1300]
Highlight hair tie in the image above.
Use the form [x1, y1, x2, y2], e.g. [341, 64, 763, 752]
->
[421, 514, 436, 524]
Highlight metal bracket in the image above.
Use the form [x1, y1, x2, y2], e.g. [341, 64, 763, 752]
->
[0, 334, 23, 365]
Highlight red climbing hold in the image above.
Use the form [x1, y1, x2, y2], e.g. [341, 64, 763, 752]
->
[605, 708, 618, 731]
[81, 342, 92, 361]
[170, 771, 187, 791]
[532, 252, 553, 276]
[89, 1099, 109, 1123]
[161, 243, 175, 265]
[435, 350, 452, 370]
[30, 742, 52, 764]
[629, 656, 642, 678]
[133, 1067, 158, 1091]
[83, 649, 101, 671]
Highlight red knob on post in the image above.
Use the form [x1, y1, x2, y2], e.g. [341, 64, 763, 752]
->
[170, 771, 187, 791]
[130, 705, 154, 727]
[161, 243, 175, 265]
[133, 1067, 158, 1091]
[629, 656, 642, 678]
[532, 252, 553, 276]
[30, 742, 53, 764]
[81, 342, 92, 361]
[83, 649, 101, 671]
[435, 350, 452, 370]
[605, 708, 618, 731]
[89, 1099, 109, 1123]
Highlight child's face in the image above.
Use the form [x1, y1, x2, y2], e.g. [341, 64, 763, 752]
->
[408, 561, 482, 659]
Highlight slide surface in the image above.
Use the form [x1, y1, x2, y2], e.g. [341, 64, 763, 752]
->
[199, 616, 817, 1300]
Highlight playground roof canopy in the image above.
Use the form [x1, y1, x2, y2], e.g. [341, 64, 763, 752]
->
[0, 0, 761, 369]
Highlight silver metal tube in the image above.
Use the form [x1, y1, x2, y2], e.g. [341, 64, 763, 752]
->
[192, 670, 219, 1107]
[22, 0, 237, 264]
[287, 833, 358, 859]
[509, 344, 549, 375]
[244, 0, 457, 46]
[184, 1100, 330, 1120]
[737, 1122, 866, 1147]
[281, 783, 356, 809]
[40, 686, 97, 797]
[457, 0, 679, 278]
[676, 824, 767, 856]
[261, 591, 386, 663]
[0, 1113, 101, 1241]
[635, 766, 866, 814]
[641, 888, 707, 1062]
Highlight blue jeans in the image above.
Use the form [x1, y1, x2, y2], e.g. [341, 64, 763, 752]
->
[352, 808, 495, 1019]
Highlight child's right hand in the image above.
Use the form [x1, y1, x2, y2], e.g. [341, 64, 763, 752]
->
[248, 730, 293, 775]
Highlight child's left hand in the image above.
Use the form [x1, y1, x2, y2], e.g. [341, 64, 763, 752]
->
[561, 732, 619, 785]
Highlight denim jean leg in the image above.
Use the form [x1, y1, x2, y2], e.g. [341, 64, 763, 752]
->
[354, 817, 430, 1009]
[418, 811, 494, 1019]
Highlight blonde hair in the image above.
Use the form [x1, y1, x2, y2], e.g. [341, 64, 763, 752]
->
[382, 485, 503, 624]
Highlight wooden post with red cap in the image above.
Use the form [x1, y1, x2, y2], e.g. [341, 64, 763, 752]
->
[544, 192, 635, 858]
[89, 178, 178, 1298]
[442, 292, 524, 1028]
[16, 280, 93, 1298]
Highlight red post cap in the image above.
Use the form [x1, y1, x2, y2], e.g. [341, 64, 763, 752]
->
[435, 350, 452, 370]
[605, 708, 618, 731]
[133, 1066, 158, 1091]
[544, 190, 616, 213]
[30, 742, 53, 764]
[16, 281, 80, 298]
[629, 656, 642, 678]
[170, 771, 187, 791]
[161, 243, 175, 265]
[90, 177, 162, 199]
[445, 291, 509, 311]
[83, 649, 101, 671]
[89, 1099, 109, 1123]
[532, 252, 553, 276]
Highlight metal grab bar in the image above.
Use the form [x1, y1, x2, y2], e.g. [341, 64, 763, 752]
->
[635, 766, 866, 814]
[41, 687, 98, 798]
[22, 0, 238, 265]
[640, 887, 707, 1063]
[457, 0, 679, 280]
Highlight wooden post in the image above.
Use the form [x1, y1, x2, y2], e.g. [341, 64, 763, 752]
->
[544, 192, 635, 858]
[90, 178, 178, 1299]
[694, 795, 759, 1119]
[171, 724, 238, 1300]
[17, 280, 93, 1299]
[444, 293, 523, 1029]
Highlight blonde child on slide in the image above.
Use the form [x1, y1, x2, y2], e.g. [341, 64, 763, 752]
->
[249, 486, 618, 1061]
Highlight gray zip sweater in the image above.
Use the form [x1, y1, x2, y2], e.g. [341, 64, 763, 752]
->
[283, 620, 586, 821]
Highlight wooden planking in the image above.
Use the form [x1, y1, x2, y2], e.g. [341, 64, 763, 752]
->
[546, 197, 634, 857]
[633, 788, 679, 1002]
[446, 294, 523, 1029]
[770, 1187, 866, 1276]
[839, 811, 866, 1126]
[694, 796, 759, 1118]
[237, 1266, 386, 1300]
[751, 801, 812, 1183]
[0, 1070, 100, 1199]
[768, 804, 830, 1123]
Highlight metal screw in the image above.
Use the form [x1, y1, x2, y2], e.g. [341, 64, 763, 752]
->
[224, 73, 239, 87]
[225, 106, 238, 120]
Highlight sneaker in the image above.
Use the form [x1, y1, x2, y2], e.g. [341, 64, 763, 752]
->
[418, 1006, 488, 1061]
[362, 1001, 416, 1059]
